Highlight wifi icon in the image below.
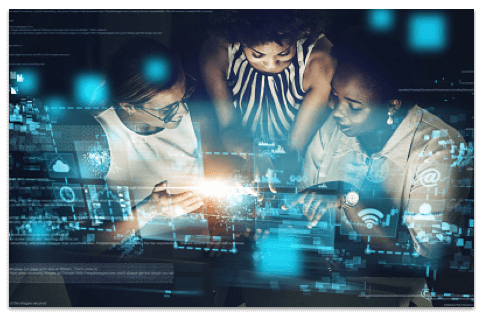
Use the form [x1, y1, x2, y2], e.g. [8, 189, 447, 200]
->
[358, 209, 384, 229]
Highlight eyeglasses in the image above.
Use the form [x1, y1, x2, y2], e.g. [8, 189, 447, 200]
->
[139, 73, 197, 124]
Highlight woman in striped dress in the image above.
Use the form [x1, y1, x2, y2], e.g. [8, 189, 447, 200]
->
[200, 10, 336, 161]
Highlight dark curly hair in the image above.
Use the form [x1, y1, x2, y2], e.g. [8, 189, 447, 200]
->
[209, 9, 331, 47]
[330, 28, 404, 104]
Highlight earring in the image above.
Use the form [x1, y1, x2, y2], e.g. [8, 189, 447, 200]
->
[387, 108, 395, 125]
[128, 110, 132, 116]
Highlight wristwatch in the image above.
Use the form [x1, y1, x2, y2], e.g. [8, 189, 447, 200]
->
[343, 191, 360, 208]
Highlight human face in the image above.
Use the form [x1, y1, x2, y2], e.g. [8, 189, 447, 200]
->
[329, 70, 387, 138]
[242, 41, 296, 74]
[133, 72, 192, 130]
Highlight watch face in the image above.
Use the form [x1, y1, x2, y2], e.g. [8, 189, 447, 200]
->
[345, 191, 359, 207]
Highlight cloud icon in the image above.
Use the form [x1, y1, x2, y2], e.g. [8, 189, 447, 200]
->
[52, 159, 70, 173]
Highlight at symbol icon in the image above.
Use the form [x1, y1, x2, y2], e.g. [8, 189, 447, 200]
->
[420, 168, 440, 187]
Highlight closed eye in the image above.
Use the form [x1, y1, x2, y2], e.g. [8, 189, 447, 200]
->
[161, 102, 179, 113]
[349, 104, 363, 111]
[278, 50, 290, 56]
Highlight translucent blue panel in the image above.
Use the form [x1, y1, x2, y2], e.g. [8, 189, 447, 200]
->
[367, 9, 395, 32]
[407, 12, 449, 53]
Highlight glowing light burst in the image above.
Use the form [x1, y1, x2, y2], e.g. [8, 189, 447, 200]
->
[171, 206, 185, 217]
[195, 180, 234, 198]
[194, 179, 255, 201]
[191, 180, 255, 218]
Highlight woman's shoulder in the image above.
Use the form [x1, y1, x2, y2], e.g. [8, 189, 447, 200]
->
[407, 105, 469, 166]
[415, 105, 464, 142]
[302, 35, 337, 89]
[305, 34, 334, 63]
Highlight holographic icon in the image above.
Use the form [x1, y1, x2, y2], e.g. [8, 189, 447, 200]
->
[358, 208, 384, 229]
[420, 168, 441, 187]
[342, 204, 399, 237]
[52, 159, 70, 173]
[59, 186, 75, 203]
[52, 183, 85, 207]
[45, 153, 79, 178]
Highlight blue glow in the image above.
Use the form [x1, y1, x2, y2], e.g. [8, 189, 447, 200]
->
[255, 235, 301, 276]
[407, 12, 448, 53]
[143, 57, 171, 83]
[367, 9, 395, 32]
[74, 73, 108, 106]
[44, 95, 68, 116]
[30, 223, 48, 240]
[16, 69, 39, 95]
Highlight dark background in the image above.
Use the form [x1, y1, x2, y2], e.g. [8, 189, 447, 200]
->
[9, 9, 474, 130]
[9, 9, 474, 307]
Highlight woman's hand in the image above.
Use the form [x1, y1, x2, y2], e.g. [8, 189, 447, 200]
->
[282, 187, 339, 229]
[139, 181, 204, 219]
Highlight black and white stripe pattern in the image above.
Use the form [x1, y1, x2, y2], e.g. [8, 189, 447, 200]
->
[227, 34, 324, 141]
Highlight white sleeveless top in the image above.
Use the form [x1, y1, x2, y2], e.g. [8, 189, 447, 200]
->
[94, 107, 204, 205]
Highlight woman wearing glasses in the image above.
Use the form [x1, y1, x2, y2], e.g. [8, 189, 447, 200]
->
[93, 38, 204, 223]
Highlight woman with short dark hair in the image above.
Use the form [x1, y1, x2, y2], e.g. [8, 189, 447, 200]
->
[302, 32, 472, 260]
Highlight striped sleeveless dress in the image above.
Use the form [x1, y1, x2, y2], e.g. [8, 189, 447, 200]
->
[227, 34, 325, 142]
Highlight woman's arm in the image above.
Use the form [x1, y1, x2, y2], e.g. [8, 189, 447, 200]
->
[199, 37, 252, 154]
[268, 38, 336, 184]
[292, 36, 336, 154]
[92, 181, 204, 242]
[404, 136, 473, 259]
